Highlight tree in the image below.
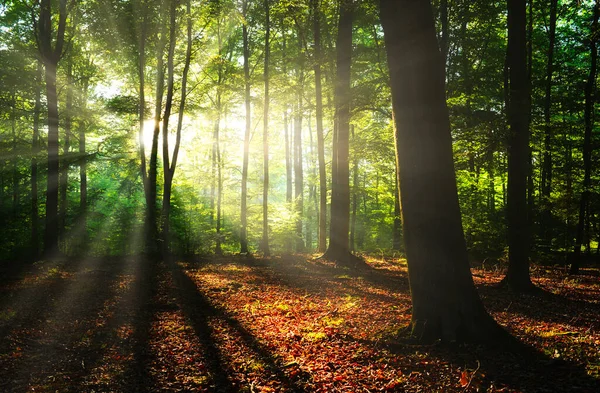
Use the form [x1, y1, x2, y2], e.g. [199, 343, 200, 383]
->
[312, 0, 328, 253]
[241, 0, 251, 254]
[323, 0, 353, 263]
[261, 0, 271, 256]
[379, 0, 505, 341]
[36, 0, 69, 255]
[570, 0, 599, 275]
[161, 0, 193, 256]
[504, 0, 534, 291]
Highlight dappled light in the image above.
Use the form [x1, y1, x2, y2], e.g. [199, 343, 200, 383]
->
[2, 0, 600, 391]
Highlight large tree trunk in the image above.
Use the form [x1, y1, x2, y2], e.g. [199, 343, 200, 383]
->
[312, 0, 328, 253]
[324, 0, 353, 262]
[39, 0, 67, 256]
[241, 0, 251, 254]
[504, 0, 534, 291]
[571, 0, 599, 275]
[380, 0, 505, 342]
[262, 0, 271, 256]
[43, 62, 60, 255]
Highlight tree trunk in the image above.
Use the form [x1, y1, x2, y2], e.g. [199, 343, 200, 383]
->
[162, 0, 191, 258]
[312, 0, 328, 253]
[31, 60, 42, 258]
[350, 127, 358, 252]
[160, 0, 178, 257]
[60, 58, 72, 243]
[39, 0, 67, 256]
[393, 172, 402, 251]
[79, 80, 88, 248]
[504, 0, 534, 291]
[380, 0, 506, 342]
[325, 0, 353, 262]
[241, 0, 251, 254]
[262, 0, 271, 256]
[147, 10, 167, 258]
[294, 25, 305, 253]
[540, 0, 558, 244]
[571, 0, 599, 275]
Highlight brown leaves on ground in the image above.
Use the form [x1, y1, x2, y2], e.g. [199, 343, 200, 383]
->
[0, 255, 598, 392]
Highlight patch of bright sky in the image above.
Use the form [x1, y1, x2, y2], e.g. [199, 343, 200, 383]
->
[95, 79, 124, 98]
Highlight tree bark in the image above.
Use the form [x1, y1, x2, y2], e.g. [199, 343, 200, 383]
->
[380, 0, 505, 342]
[31, 60, 42, 257]
[241, 0, 251, 254]
[312, 0, 328, 253]
[294, 25, 305, 253]
[60, 58, 72, 242]
[540, 0, 558, 245]
[160, 0, 179, 257]
[324, 0, 353, 262]
[147, 6, 167, 258]
[571, 0, 599, 275]
[504, 0, 534, 291]
[38, 0, 68, 256]
[79, 80, 88, 248]
[261, 0, 271, 256]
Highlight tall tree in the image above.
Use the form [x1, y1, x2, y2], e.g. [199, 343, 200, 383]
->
[312, 0, 328, 253]
[31, 60, 42, 257]
[60, 58, 73, 239]
[324, 0, 353, 262]
[161, 0, 192, 256]
[240, 0, 251, 254]
[36, 0, 68, 255]
[379, 0, 505, 341]
[504, 0, 534, 291]
[540, 0, 558, 244]
[261, 0, 271, 256]
[294, 21, 305, 252]
[570, 0, 599, 275]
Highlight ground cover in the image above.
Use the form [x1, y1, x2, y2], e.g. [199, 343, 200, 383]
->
[0, 255, 598, 392]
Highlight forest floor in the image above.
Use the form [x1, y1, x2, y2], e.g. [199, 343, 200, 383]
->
[0, 255, 598, 393]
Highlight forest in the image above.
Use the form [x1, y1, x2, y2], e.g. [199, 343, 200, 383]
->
[0, 0, 599, 392]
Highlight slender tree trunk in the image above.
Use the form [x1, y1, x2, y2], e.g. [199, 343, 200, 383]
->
[294, 26, 305, 252]
[262, 0, 271, 256]
[540, 0, 558, 244]
[147, 11, 167, 257]
[504, 0, 534, 291]
[283, 22, 292, 207]
[350, 127, 358, 252]
[160, 0, 178, 257]
[60, 59, 72, 243]
[79, 81, 88, 247]
[43, 64, 60, 254]
[325, 0, 353, 262]
[31, 60, 42, 257]
[313, 0, 328, 253]
[241, 0, 251, 254]
[571, 0, 599, 275]
[380, 0, 506, 342]
[393, 173, 402, 251]
[138, 7, 151, 254]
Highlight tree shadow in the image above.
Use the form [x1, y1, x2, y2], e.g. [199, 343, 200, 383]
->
[339, 330, 600, 392]
[168, 258, 307, 392]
